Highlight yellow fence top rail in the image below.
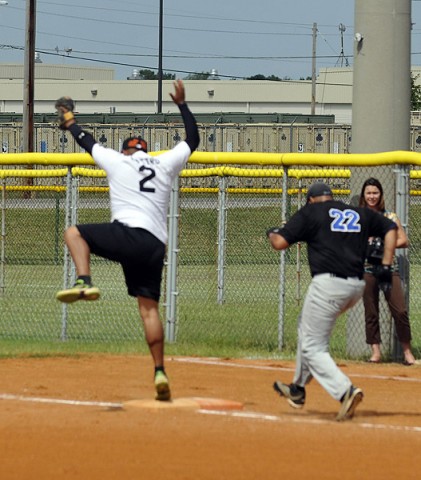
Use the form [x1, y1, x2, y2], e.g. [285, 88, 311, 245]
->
[2, 150, 421, 167]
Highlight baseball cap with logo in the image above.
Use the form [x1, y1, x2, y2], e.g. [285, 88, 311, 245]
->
[122, 136, 148, 153]
[306, 182, 333, 203]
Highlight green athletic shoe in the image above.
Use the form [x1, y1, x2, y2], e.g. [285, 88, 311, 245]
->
[154, 371, 171, 401]
[56, 279, 100, 303]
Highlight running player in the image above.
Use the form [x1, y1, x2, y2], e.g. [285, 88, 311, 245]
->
[55, 80, 200, 401]
[267, 182, 397, 420]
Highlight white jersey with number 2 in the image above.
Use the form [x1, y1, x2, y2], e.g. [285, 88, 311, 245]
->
[91, 141, 191, 245]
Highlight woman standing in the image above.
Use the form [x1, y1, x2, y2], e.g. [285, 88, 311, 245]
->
[359, 177, 416, 365]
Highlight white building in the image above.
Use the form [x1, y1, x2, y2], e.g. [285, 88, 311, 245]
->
[0, 64, 420, 125]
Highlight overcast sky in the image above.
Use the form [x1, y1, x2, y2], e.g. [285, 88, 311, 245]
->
[1, 0, 421, 80]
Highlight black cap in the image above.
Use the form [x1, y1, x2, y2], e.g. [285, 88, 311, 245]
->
[306, 182, 333, 202]
[122, 136, 148, 153]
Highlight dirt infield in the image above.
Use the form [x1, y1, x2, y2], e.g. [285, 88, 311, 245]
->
[1, 355, 421, 479]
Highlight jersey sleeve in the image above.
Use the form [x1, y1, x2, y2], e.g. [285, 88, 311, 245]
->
[275, 209, 308, 245]
[91, 144, 122, 172]
[67, 124, 97, 155]
[157, 141, 192, 177]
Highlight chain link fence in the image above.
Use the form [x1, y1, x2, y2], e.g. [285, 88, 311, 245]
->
[1, 121, 421, 359]
[1, 162, 420, 361]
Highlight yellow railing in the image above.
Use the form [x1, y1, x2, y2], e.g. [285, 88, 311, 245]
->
[1, 149, 421, 167]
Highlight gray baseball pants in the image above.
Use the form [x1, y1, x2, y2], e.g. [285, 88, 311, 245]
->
[293, 273, 366, 400]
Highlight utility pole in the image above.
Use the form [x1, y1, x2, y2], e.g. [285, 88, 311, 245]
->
[157, 0, 163, 113]
[311, 22, 317, 115]
[349, 0, 412, 362]
[352, 0, 411, 153]
[22, 0, 36, 152]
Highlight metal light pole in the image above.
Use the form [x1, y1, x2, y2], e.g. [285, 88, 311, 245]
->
[311, 23, 317, 115]
[157, 0, 163, 113]
[22, 0, 36, 152]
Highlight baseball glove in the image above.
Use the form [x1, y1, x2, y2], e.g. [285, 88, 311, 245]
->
[366, 237, 384, 265]
[373, 264, 392, 293]
[55, 96, 75, 129]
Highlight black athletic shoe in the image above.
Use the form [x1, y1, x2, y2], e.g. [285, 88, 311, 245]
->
[273, 381, 306, 409]
[336, 385, 363, 421]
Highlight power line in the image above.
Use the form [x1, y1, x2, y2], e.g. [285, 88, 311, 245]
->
[6, 4, 349, 37]
[38, 1, 349, 30]
[1, 43, 348, 62]
[0, 43, 354, 86]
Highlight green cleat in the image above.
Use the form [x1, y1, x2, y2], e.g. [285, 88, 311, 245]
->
[154, 371, 171, 401]
[56, 279, 100, 303]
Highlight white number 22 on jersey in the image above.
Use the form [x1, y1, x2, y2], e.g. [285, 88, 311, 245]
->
[329, 208, 361, 232]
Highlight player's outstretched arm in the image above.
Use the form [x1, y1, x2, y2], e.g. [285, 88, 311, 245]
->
[170, 80, 200, 153]
[55, 96, 97, 155]
[55, 96, 76, 130]
[170, 79, 186, 105]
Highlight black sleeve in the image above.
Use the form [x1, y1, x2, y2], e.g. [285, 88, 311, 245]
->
[178, 103, 200, 153]
[67, 123, 97, 156]
[275, 208, 308, 245]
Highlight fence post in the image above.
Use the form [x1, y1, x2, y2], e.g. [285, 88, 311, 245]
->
[60, 169, 78, 341]
[393, 165, 410, 360]
[54, 194, 60, 265]
[295, 178, 303, 305]
[165, 177, 180, 343]
[217, 175, 227, 304]
[0, 178, 5, 296]
[278, 167, 289, 350]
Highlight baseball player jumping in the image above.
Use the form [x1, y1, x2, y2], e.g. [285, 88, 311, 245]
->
[267, 182, 397, 421]
[55, 80, 200, 401]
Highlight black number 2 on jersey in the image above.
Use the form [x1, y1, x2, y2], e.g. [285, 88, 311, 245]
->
[139, 166, 156, 193]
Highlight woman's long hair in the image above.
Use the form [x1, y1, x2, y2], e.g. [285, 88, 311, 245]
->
[358, 177, 385, 212]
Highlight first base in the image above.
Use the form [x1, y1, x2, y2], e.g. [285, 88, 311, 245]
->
[123, 397, 244, 411]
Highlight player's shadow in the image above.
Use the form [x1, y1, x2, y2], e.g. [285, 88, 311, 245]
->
[355, 410, 421, 419]
[304, 409, 421, 421]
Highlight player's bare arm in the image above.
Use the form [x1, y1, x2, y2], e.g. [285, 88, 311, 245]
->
[266, 228, 290, 251]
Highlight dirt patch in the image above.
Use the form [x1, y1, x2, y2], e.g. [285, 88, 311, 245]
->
[1, 355, 421, 479]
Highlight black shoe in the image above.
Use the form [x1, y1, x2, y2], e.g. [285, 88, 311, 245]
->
[273, 381, 305, 409]
[336, 385, 363, 421]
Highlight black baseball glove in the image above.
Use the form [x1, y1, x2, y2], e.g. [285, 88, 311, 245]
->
[366, 237, 384, 265]
[373, 265, 392, 293]
[55, 96, 75, 129]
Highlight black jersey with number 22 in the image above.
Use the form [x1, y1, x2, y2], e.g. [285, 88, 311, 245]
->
[277, 200, 396, 278]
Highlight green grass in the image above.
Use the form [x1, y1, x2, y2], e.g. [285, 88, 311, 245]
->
[2, 194, 421, 360]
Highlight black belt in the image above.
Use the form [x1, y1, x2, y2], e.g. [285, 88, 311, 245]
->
[314, 273, 363, 281]
[328, 273, 363, 281]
